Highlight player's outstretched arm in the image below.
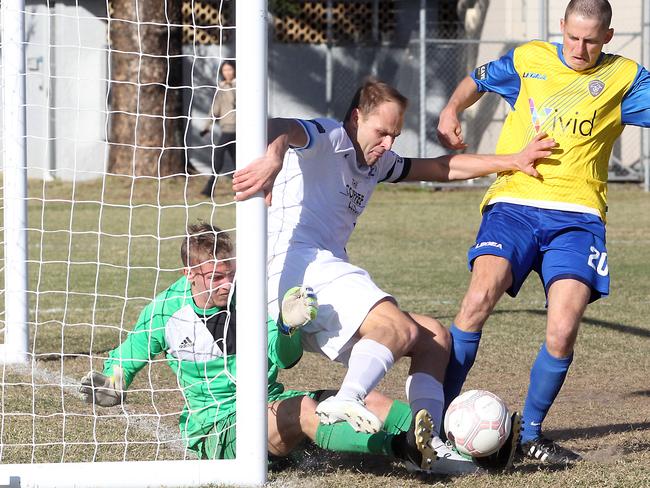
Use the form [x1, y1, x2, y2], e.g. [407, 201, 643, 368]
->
[404, 132, 555, 183]
[437, 76, 484, 150]
[79, 366, 125, 407]
[233, 118, 307, 205]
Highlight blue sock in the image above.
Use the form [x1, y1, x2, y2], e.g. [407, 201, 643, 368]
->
[443, 323, 482, 412]
[521, 343, 573, 443]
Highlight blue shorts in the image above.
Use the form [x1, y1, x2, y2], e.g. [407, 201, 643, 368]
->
[467, 203, 609, 302]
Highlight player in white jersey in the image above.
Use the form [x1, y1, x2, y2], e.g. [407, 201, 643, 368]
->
[233, 80, 553, 472]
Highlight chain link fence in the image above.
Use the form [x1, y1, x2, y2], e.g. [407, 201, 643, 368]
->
[267, 0, 649, 186]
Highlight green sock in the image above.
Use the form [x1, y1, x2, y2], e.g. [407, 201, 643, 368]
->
[315, 422, 394, 457]
[382, 400, 412, 435]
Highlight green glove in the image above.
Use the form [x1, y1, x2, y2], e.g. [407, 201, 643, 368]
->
[79, 366, 125, 407]
[278, 286, 318, 336]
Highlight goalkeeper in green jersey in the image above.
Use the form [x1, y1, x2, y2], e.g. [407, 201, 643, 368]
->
[79, 223, 444, 472]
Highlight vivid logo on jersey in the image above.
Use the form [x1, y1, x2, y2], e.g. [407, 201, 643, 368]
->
[523, 72, 547, 80]
[528, 98, 552, 133]
[528, 98, 597, 136]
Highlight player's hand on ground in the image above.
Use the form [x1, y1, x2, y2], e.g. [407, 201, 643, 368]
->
[437, 107, 468, 150]
[232, 152, 283, 206]
[278, 286, 318, 336]
[79, 366, 125, 407]
[514, 132, 556, 178]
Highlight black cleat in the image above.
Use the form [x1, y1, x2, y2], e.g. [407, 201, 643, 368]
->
[474, 411, 521, 472]
[393, 409, 436, 472]
[519, 435, 582, 464]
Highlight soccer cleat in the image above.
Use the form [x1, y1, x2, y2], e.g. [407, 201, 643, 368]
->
[519, 435, 582, 464]
[426, 435, 484, 475]
[474, 411, 521, 472]
[400, 415, 482, 476]
[315, 396, 383, 434]
[396, 409, 437, 471]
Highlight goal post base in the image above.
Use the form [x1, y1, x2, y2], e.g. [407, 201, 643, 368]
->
[0, 345, 28, 365]
[0, 459, 265, 488]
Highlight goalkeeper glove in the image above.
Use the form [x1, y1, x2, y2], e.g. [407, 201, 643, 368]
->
[79, 366, 125, 407]
[278, 285, 318, 336]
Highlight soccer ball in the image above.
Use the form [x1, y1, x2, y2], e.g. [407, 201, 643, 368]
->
[444, 389, 511, 457]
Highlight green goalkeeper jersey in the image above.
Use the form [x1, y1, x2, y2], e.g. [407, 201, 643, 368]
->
[102, 276, 303, 451]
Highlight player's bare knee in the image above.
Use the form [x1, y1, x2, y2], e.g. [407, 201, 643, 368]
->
[364, 390, 393, 419]
[397, 317, 419, 352]
[437, 324, 451, 352]
[546, 333, 576, 358]
[373, 317, 417, 356]
[288, 396, 318, 441]
[299, 395, 318, 417]
[415, 316, 450, 352]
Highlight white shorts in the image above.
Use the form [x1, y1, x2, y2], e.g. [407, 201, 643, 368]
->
[268, 246, 391, 361]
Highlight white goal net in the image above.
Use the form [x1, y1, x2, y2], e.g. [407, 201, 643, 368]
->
[0, 0, 268, 486]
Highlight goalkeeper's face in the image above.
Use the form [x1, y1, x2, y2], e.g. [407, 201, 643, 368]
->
[186, 258, 235, 309]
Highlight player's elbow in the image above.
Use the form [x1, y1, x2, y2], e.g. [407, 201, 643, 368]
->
[278, 352, 303, 370]
[441, 170, 460, 182]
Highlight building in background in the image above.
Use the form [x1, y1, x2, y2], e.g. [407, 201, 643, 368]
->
[13, 0, 648, 182]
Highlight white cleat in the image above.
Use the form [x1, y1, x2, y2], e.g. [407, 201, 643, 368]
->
[315, 396, 383, 434]
[426, 435, 484, 475]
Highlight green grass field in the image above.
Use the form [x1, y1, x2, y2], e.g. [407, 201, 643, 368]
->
[1, 176, 649, 487]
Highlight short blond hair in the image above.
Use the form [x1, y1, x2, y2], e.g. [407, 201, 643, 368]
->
[180, 223, 233, 267]
[565, 0, 612, 28]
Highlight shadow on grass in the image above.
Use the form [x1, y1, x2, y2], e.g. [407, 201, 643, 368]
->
[508, 460, 579, 474]
[628, 389, 650, 397]
[545, 421, 650, 441]
[270, 443, 474, 481]
[38, 348, 115, 361]
[487, 309, 650, 339]
[272, 445, 582, 479]
[271, 449, 401, 477]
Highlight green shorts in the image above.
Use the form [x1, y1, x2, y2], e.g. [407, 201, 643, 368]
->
[198, 389, 315, 460]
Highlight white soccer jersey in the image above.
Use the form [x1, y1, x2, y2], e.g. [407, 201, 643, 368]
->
[267, 118, 410, 360]
[268, 118, 410, 260]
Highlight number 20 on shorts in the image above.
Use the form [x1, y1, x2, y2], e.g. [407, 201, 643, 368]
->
[587, 246, 608, 276]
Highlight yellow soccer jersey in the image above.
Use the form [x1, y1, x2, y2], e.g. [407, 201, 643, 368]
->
[471, 41, 650, 220]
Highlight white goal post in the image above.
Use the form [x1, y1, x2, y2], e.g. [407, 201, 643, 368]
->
[0, 0, 269, 486]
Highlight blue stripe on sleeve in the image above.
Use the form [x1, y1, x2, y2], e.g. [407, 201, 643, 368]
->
[621, 65, 650, 127]
[471, 48, 521, 109]
[293, 119, 314, 150]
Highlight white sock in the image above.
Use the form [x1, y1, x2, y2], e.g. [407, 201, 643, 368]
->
[406, 372, 445, 435]
[336, 339, 394, 402]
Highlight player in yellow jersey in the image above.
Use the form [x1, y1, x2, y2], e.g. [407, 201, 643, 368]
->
[437, 0, 650, 465]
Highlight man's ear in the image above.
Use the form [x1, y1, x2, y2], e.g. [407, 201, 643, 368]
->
[604, 28, 614, 44]
[183, 267, 193, 281]
[351, 108, 360, 128]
